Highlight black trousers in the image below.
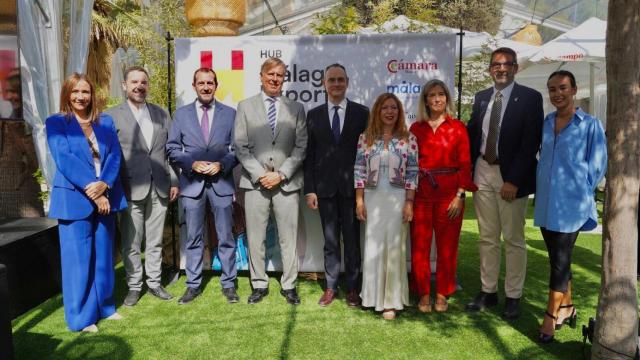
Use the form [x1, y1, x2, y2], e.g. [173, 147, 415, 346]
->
[318, 193, 361, 291]
[541, 228, 579, 293]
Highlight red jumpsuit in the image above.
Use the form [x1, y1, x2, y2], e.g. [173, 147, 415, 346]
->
[409, 115, 477, 297]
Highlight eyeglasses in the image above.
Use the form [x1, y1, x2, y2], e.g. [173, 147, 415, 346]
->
[489, 61, 516, 70]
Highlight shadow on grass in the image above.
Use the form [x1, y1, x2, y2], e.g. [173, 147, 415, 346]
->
[279, 305, 297, 360]
[15, 333, 132, 360]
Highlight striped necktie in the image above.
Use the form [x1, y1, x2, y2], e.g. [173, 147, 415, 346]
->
[267, 97, 276, 136]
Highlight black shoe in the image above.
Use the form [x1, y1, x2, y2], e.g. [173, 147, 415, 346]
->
[123, 290, 141, 306]
[503, 297, 521, 320]
[178, 287, 202, 305]
[148, 286, 173, 300]
[247, 288, 269, 304]
[222, 287, 240, 303]
[466, 291, 498, 311]
[280, 288, 301, 305]
[539, 311, 556, 344]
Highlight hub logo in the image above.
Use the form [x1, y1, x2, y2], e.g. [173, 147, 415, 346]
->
[200, 50, 244, 102]
[387, 59, 439, 73]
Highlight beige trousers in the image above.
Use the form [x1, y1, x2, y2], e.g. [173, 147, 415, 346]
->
[473, 157, 528, 299]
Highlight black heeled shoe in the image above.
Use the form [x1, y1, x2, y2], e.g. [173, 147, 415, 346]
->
[555, 304, 577, 330]
[539, 311, 556, 344]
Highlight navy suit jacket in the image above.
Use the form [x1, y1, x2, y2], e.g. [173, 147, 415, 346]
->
[46, 113, 127, 220]
[303, 100, 368, 198]
[166, 100, 237, 199]
[467, 82, 544, 198]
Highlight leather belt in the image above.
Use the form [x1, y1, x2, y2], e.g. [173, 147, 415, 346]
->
[419, 167, 459, 189]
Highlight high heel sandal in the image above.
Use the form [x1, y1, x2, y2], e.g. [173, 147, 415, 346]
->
[434, 294, 448, 313]
[555, 304, 577, 330]
[418, 295, 432, 313]
[539, 311, 556, 344]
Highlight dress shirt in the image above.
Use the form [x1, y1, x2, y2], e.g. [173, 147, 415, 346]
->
[261, 92, 280, 128]
[480, 81, 515, 155]
[327, 98, 347, 133]
[195, 99, 215, 129]
[409, 115, 477, 192]
[128, 101, 153, 149]
[533, 108, 607, 232]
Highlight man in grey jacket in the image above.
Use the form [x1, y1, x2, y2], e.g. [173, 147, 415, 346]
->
[106, 66, 179, 306]
[234, 57, 307, 305]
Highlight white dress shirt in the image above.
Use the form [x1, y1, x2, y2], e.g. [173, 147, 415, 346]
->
[327, 98, 347, 133]
[195, 99, 216, 129]
[127, 101, 153, 149]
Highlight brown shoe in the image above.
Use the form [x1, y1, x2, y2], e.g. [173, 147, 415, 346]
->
[346, 290, 361, 307]
[318, 289, 337, 307]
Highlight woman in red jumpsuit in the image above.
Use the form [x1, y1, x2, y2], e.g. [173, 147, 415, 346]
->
[409, 79, 477, 312]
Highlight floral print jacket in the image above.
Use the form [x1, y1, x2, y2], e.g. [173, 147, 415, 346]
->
[354, 133, 419, 190]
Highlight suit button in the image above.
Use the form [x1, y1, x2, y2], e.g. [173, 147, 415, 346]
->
[269, 157, 273, 161]
[272, 141, 275, 145]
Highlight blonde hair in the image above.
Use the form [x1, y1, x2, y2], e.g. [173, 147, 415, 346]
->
[364, 93, 409, 147]
[417, 79, 454, 121]
[260, 57, 286, 74]
[59, 73, 100, 123]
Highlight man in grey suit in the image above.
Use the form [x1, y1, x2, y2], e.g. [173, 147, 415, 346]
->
[167, 68, 238, 305]
[234, 57, 307, 305]
[106, 66, 179, 306]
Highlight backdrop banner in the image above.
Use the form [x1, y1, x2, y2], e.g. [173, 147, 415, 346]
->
[174, 33, 456, 271]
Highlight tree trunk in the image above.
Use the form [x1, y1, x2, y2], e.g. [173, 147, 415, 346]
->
[592, 2, 640, 359]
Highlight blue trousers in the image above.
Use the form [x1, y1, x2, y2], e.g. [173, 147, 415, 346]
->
[58, 213, 116, 331]
[182, 184, 235, 289]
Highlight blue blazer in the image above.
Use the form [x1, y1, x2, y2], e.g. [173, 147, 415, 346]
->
[467, 83, 544, 198]
[166, 101, 237, 198]
[46, 113, 127, 220]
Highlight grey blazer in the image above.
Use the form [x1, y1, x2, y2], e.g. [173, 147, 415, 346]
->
[234, 93, 307, 192]
[106, 101, 178, 201]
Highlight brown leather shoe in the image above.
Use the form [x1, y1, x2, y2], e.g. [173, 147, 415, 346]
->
[346, 290, 361, 307]
[318, 289, 337, 307]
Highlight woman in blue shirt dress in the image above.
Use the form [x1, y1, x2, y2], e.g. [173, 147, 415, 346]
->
[535, 70, 607, 343]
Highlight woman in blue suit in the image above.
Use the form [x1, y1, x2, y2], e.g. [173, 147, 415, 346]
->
[46, 73, 127, 332]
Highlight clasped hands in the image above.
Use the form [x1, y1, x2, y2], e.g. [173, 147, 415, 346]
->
[84, 181, 110, 215]
[192, 161, 222, 176]
[259, 171, 282, 189]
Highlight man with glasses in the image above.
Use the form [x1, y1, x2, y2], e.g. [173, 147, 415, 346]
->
[466, 47, 543, 320]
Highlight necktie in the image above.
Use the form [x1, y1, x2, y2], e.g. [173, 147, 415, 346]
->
[484, 91, 502, 164]
[331, 105, 341, 142]
[201, 104, 210, 142]
[267, 97, 277, 136]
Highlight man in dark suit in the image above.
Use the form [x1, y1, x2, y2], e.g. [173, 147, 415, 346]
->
[166, 68, 238, 304]
[106, 66, 178, 306]
[303, 63, 368, 307]
[465, 47, 543, 320]
[234, 57, 307, 305]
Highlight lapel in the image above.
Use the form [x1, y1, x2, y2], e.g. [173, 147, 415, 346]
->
[68, 116, 95, 168]
[478, 88, 492, 122]
[147, 104, 162, 152]
[121, 102, 151, 153]
[187, 101, 207, 148]
[316, 103, 334, 144]
[340, 100, 359, 144]
[274, 97, 292, 140]
[501, 83, 521, 127]
[207, 101, 225, 145]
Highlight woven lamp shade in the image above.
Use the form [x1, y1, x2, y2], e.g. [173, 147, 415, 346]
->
[511, 24, 543, 47]
[185, 0, 246, 36]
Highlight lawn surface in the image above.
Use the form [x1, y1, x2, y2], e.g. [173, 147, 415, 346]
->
[12, 200, 604, 359]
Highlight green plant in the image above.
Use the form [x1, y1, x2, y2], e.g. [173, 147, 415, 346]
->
[33, 168, 49, 203]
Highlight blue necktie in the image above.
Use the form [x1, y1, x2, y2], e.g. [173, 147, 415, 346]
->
[331, 105, 340, 142]
[267, 97, 276, 136]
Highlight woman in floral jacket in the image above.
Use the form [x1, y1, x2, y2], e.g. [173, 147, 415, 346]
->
[354, 92, 419, 320]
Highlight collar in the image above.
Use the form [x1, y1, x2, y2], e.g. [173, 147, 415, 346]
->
[546, 107, 586, 126]
[197, 99, 215, 109]
[262, 91, 280, 103]
[328, 98, 347, 110]
[492, 81, 515, 100]
[127, 100, 148, 113]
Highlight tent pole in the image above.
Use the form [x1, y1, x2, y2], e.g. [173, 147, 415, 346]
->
[457, 26, 464, 119]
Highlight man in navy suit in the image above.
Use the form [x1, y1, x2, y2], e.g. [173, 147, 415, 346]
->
[304, 63, 368, 307]
[167, 68, 238, 304]
[465, 47, 543, 319]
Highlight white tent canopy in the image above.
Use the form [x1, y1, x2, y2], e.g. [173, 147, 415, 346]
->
[518, 17, 607, 123]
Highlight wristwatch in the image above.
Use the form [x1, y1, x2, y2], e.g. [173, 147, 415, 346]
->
[456, 191, 466, 199]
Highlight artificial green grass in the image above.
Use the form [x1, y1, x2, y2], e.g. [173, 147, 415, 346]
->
[12, 200, 604, 359]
